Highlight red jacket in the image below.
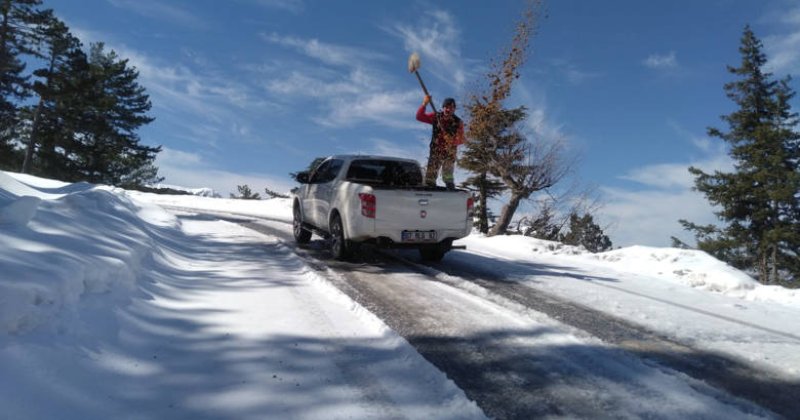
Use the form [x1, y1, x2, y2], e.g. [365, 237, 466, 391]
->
[417, 105, 465, 146]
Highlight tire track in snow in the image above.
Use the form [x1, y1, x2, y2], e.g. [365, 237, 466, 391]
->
[191, 212, 792, 418]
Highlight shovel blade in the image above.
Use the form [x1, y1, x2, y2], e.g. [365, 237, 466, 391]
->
[408, 52, 421, 73]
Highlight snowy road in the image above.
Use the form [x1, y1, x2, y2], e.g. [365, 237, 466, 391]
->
[6, 172, 799, 419]
[237, 216, 791, 418]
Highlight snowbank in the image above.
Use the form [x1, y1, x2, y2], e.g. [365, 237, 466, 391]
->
[460, 234, 799, 307]
[0, 172, 177, 334]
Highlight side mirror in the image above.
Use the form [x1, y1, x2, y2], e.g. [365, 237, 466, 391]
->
[296, 172, 310, 184]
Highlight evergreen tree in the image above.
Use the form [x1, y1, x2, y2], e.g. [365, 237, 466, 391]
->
[21, 12, 80, 175]
[69, 43, 159, 186]
[231, 184, 260, 200]
[519, 203, 563, 241]
[561, 212, 612, 253]
[464, 0, 568, 236]
[459, 136, 507, 233]
[0, 0, 48, 167]
[681, 26, 800, 285]
[460, 174, 504, 232]
[264, 186, 289, 199]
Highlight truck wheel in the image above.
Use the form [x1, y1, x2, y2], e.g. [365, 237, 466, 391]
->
[329, 214, 351, 260]
[293, 204, 312, 244]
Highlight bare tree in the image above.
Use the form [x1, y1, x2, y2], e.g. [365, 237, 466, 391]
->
[489, 134, 571, 235]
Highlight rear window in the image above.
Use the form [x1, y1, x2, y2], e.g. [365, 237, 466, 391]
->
[345, 159, 423, 187]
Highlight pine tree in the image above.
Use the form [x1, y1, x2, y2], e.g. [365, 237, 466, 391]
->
[561, 212, 612, 253]
[0, 0, 48, 167]
[681, 26, 800, 285]
[264, 186, 289, 199]
[459, 173, 505, 232]
[21, 12, 80, 175]
[231, 184, 260, 200]
[69, 43, 159, 186]
[463, 0, 569, 236]
[519, 202, 563, 240]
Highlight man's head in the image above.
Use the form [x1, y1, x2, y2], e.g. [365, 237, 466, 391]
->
[442, 98, 456, 115]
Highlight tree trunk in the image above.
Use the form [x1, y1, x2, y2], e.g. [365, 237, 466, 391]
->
[489, 192, 523, 236]
[771, 243, 778, 284]
[21, 99, 44, 173]
[758, 250, 768, 285]
[478, 172, 488, 233]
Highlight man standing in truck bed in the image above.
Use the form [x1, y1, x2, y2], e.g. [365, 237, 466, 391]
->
[416, 95, 465, 189]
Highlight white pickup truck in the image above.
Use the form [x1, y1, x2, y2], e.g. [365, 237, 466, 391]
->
[292, 155, 474, 261]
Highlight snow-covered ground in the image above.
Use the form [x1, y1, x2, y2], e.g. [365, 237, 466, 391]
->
[2, 170, 799, 418]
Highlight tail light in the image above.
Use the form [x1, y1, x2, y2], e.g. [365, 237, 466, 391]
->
[359, 193, 376, 218]
[467, 196, 475, 217]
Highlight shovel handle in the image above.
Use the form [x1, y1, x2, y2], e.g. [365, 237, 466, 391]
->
[414, 71, 437, 113]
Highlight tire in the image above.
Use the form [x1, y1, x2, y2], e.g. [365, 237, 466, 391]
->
[293, 203, 312, 244]
[329, 214, 351, 260]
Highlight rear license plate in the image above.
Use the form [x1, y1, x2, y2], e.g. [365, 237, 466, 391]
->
[401, 230, 437, 242]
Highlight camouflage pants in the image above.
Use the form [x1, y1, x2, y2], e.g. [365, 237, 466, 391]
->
[425, 141, 457, 186]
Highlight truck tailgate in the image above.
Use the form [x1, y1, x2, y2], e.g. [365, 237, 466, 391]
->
[373, 189, 469, 231]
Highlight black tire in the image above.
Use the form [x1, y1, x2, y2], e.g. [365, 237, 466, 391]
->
[329, 214, 351, 260]
[293, 203, 312, 244]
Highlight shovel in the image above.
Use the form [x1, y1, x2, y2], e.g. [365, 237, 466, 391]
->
[408, 52, 437, 113]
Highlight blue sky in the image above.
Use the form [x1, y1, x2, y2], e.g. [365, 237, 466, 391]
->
[44, 0, 800, 247]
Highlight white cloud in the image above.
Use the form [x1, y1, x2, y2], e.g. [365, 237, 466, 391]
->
[315, 90, 422, 129]
[387, 9, 468, 88]
[155, 148, 295, 197]
[261, 33, 423, 129]
[599, 186, 717, 248]
[643, 51, 678, 70]
[527, 106, 567, 141]
[265, 70, 363, 97]
[106, 0, 205, 27]
[618, 153, 733, 190]
[548, 59, 601, 85]
[601, 143, 733, 247]
[263, 33, 388, 68]
[71, 26, 271, 130]
[238, 0, 304, 14]
[765, 28, 800, 76]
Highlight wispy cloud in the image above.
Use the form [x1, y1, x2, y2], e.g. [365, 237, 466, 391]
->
[600, 186, 717, 247]
[71, 25, 278, 147]
[106, 0, 205, 27]
[514, 84, 568, 142]
[764, 6, 800, 77]
[386, 9, 468, 88]
[236, 0, 304, 14]
[315, 90, 421, 129]
[599, 130, 733, 247]
[643, 51, 678, 70]
[260, 33, 421, 129]
[263, 33, 388, 67]
[548, 58, 601, 85]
